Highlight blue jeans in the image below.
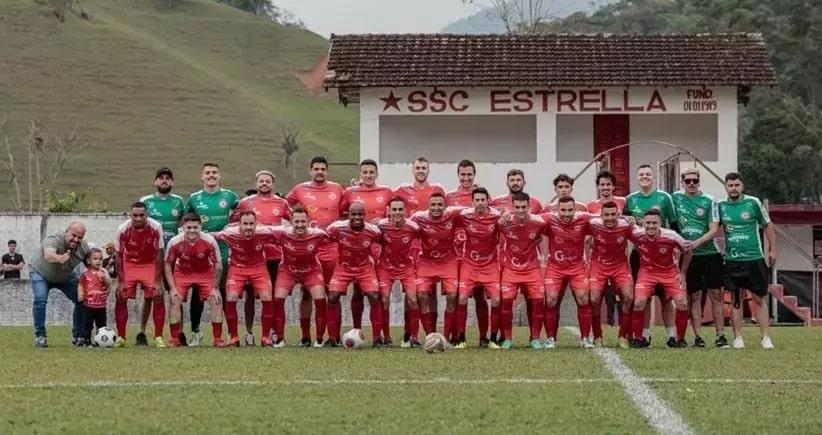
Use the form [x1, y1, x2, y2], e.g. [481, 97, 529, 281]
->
[30, 271, 82, 339]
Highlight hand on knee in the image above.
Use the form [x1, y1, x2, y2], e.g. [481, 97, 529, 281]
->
[634, 299, 647, 311]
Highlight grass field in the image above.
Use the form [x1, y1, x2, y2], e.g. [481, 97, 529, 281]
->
[2, 325, 820, 434]
[0, 0, 359, 211]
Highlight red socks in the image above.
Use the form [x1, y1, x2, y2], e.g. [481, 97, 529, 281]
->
[273, 298, 286, 340]
[261, 300, 273, 339]
[501, 298, 514, 340]
[618, 308, 633, 339]
[382, 306, 391, 341]
[300, 317, 311, 340]
[457, 304, 468, 335]
[524, 298, 533, 333]
[543, 306, 558, 339]
[368, 300, 383, 341]
[475, 296, 489, 338]
[170, 322, 181, 341]
[421, 311, 436, 335]
[490, 304, 500, 338]
[577, 303, 593, 340]
[326, 301, 341, 341]
[224, 301, 239, 339]
[675, 308, 689, 340]
[115, 299, 128, 338]
[632, 309, 646, 340]
[314, 298, 327, 341]
[351, 292, 364, 329]
[212, 321, 223, 341]
[152, 299, 165, 338]
[591, 300, 603, 340]
[403, 308, 410, 336]
[408, 308, 420, 338]
[529, 299, 544, 340]
[443, 310, 457, 341]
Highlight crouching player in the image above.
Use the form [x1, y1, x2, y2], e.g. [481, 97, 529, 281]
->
[629, 210, 692, 348]
[165, 213, 225, 347]
[587, 201, 635, 348]
[271, 208, 329, 347]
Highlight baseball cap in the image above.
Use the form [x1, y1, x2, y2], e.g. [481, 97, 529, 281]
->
[155, 167, 174, 180]
[103, 241, 114, 249]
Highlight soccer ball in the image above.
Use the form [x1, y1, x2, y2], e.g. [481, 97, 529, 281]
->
[94, 327, 116, 347]
[342, 328, 365, 349]
[423, 332, 448, 353]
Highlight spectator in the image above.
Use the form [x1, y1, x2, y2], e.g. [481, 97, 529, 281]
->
[102, 241, 117, 280]
[2, 240, 25, 279]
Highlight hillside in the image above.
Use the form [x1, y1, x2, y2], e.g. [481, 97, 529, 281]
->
[442, 0, 615, 33]
[0, 0, 359, 211]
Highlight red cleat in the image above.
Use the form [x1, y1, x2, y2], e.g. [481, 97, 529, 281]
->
[227, 337, 241, 347]
[261, 336, 273, 347]
[167, 338, 181, 348]
[213, 339, 227, 348]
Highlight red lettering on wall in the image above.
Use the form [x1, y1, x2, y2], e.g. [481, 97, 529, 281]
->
[429, 90, 447, 112]
[557, 90, 577, 112]
[512, 90, 534, 112]
[490, 90, 511, 112]
[579, 90, 600, 112]
[407, 91, 427, 113]
[647, 90, 667, 112]
[449, 90, 469, 112]
[622, 90, 644, 112]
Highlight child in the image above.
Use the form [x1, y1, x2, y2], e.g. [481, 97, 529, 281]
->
[78, 248, 112, 347]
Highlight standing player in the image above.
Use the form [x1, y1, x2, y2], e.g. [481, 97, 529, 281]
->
[624, 164, 677, 346]
[325, 203, 383, 346]
[393, 156, 445, 346]
[497, 192, 547, 349]
[138, 167, 184, 346]
[718, 172, 776, 349]
[587, 201, 635, 348]
[672, 168, 724, 348]
[455, 187, 501, 349]
[233, 170, 291, 346]
[286, 156, 345, 347]
[164, 213, 225, 347]
[270, 208, 329, 347]
[185, 163, 240, 346]
[629, 210, 692, 348]
[543, 174, 590, 212]
[113, 202, 165, 347]
[376, 198, 422, 347]
[446, 160, 490, 346]
[586, 170, 627, 214]
[541, 197, 594, 349]
[341, 159, 394, 344]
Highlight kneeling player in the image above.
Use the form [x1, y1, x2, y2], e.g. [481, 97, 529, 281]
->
[165, 214, 225, 347]
[629, 210, 692, 348]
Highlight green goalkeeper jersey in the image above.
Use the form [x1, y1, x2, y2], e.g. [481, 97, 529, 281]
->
[185, 188, 240, 265]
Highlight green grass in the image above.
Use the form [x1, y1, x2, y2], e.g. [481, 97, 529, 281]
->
[0, 0, 360, 211]
[1, 325, 820, 434]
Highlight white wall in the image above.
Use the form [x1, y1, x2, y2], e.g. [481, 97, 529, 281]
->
[776, 225, 817, 272]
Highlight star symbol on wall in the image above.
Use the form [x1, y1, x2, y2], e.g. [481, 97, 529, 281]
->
[380, 90, 403, 112]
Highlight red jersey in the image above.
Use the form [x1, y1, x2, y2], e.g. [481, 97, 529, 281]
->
[213, 225, 277, 268]
[376, 218, 421, 272]
[446, 186, 474, 207]
[115, 218, 164, 264]
[629, 228, 687, 272]
[233, 194, 291, 260]
[394, 182, 446, 215]
[271, 227, 328, 273]
[542, 212, 593, 267]
[498, 214, 547, 271]
[490, 194, 543, 213]
[586, 196, 627, 215]
[165, 233, 221, 275]
[80, 269, 109, 308]
[587, 217, 632, 267]
[325, 220, 382, 269]
[286, 181, 344, 229]
[543, 202, 590, 213]
[411, 208, 463, 262]
[460, 207, 501, 267]
[341, 184, 394, 222]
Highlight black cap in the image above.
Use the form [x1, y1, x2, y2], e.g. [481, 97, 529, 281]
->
[155, 167, 174, 180]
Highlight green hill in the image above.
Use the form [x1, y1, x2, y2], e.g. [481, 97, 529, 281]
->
[0, 0, 359, 211]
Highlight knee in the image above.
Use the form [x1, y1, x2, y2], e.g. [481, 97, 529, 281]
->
[490, 297, 501, 307]
[458, 296, 468, 305]
[689, 292, 702, 304]
[633, 299, 647, 310]
[545, 295, 558, 307]
[328, 294, 341, 304]
[366, 293, 380, 303]
[709, 289, 723, 302]
[675, 299, 689, 311]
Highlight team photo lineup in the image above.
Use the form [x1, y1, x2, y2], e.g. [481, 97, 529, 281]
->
[33, 155, 778, 352]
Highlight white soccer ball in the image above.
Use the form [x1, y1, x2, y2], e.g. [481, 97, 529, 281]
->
[94, 327, 116, 347]
[342, 328, 365, 349]
[423, 332, 448, 353]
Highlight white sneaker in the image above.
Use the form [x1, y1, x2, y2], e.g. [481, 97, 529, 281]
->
[273, 339, 286, 348]
[544, 337, 556, 349]
[313, 340, 324, 348]
[244, 332, 256, 346]
[761, 336, 774, 349]
[188, 331, 204, 347]
[581, 338, 595, 349]
[732, 336, 745, 349]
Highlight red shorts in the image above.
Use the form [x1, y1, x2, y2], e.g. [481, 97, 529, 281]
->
[329, 265, 379, 294]
[544, 263, 588, 294]
[501, 267, 544, 300]
[226, 266, 271, 297]
[275, 265, 324, 293]
[377, 267, 416, 296]
[173, 273, 213, 302]
[123, 262, 158, 299]
[635, 269, 685, 300]
[458, 262, 501, 299]
[416, 257, 459, 294]
[588, 262, 633, 291]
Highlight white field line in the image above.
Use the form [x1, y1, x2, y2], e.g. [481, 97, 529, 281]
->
[564, 326, 695, 435]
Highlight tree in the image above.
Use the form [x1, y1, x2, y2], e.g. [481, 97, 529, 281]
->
[280, 122, 300, 182]
[463, 0, 564, 34]
[217, 0, 305, 27]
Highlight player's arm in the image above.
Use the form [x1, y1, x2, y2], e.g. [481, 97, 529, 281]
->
[43, 236, 71, 264]
[184, 194, 196, 215]
[99, 269, 112, 287]
[757, 199, 777, 265]
[15, 255, 25, 270]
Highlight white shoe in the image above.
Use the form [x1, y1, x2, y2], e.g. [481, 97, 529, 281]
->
[273, 339, 286, 348]
[544, 337, 556, 349]
[732, 336, 745, 349]
[313, 340, 324, 348]
[581, 338, 595, 349]
[188, 331, 204, 347]
[761, 336, 774, 349]
[244, 332, 256, 346]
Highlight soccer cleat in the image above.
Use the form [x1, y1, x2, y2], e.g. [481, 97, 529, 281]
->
[167, 338, 181, 348]
[383, 338, 393, 348]
[454, 341, 467, 350]
[73, 337, 88, 348]
[500, 339, 514, 349]
[372, 337, 385, 348]
[594, 337, 604, 348]
[666, 337, 677, 348]
[261, 336, 273, 347]
[487, 341, 501, 350]
[228, 337, 241, 347]
[245, 332, 256, 347]
[693, 336, 706, 348]
[479, 337, 490, 348]
[675, 339, 688, 348]
[581, 338, 595, 349]
[715, 334, 730, 349]
[178, 332, 188, 347]
[761, 336, 774, 349]
[313, 340, 325, 348]
[135, 332, 148, 346]
[71, 337, 81, 347]
[630, 338, 650, 348]
[273, 338, 286, 348]
[114, 336, 126, 348]
[401, 333, 412, 348]
[409, 337, 422, 348]
[732, 336, 745, 349]
[299, 338, 313, 347]
[154, 337, 166, 348]
[188, 331, 204, 347]
[617, 337, 630, 349]
[322, 338, 339, 348]
[213, 339, 227, 348]
[529, 339, 542, 350]
[544, 337, 556, 349]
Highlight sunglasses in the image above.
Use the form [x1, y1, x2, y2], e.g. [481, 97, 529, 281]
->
[683, 178, 700, 185]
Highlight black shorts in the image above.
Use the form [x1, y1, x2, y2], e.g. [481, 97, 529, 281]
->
[685, 253, 723, 294]
[722, 259, 769, 298]
[630, 250, 665, 297]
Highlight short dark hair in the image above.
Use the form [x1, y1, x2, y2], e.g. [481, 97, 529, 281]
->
[725, 172, 743, 182]
[237, 210, 257, 220]
[637, 164, 653, 172]
[414, 156, 429, 165]
[310, 156, 328, 168]
[8, 239, 16, 246]
[84, 247, 103, 265]
[245, 189, 258, 196]
[553, 173, 574, 186]
[644, 209, 661, 218]
[558, 196, 575, 205]
[457, 159, 475, 173]
[291, 207, 308, 217]
[595, 170, 616, 186]
[601, 200, 618, 211]
[512, 192, 530, 202]
[360, 159, 378, 168]
[202, 162, 220, 169]
[131, 201, 146, 210]
[507, 169, 524, 179]
[429, 192, 446, 201]
[182, 213, 201, 223]
[389, 197, 406, 207]
[472, 187, 489, 200]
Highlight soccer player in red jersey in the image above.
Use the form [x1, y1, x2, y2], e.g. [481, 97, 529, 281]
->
[271, 208, 329, 347]
[541, 197, 594, 348]
[490, 169, 543, 212]
[586, 169, 627, 214]
[286, 156, 345, 346]
[164, 214, 224, 347]
[543, 174, 590, 212]
[212, 211, 278, 347]
[325, 202, 384, 346]
[629, 209, 692, 348]
[411, 193, 463, 341]
[587, 201, 635, 348]
[455, 187, 501, 349]
[376, 198, 422, 347]
[393, 156, 445, 346]
[497, 192, 547, 349]
[113, 202, 165, 347]
[232, 170, 291, 346]
[341, 159, 394, 343]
